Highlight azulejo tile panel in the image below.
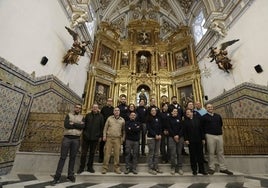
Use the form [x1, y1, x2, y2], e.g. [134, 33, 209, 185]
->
[0, 85, 24, 142]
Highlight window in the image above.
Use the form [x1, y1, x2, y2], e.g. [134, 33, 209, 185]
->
[192, 11, 207, 44]
[85, 5, 97, 40]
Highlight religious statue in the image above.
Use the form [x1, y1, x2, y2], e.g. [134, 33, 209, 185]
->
[208, 39, 239, 73]
[139, 55, 148, 73]
[63, 26, 90, 66]
[139, 88, 148, 105]
[94, 84, 107, 109]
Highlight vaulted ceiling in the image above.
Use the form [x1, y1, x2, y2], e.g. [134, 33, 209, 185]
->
[60, 0, 253, 58]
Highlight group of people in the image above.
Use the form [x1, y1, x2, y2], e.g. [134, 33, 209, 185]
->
[51, 95, 233, 185]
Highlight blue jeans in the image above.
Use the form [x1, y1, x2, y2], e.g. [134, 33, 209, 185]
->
[55, 136, 80, 178]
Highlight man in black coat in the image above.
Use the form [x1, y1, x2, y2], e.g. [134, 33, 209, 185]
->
[77, 104, 104, 174]
[184, 108, 207, 175]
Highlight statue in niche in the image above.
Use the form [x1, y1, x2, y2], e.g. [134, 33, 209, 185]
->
[121, 52, 129, 66]
[139, 88, 148, 105]
[138, 55, 149, 73]
[63, 26, 90, 66]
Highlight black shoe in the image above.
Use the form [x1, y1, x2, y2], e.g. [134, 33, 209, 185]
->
[208, 169, 215, 175]
[87, 168, 95, 173]
[142, 153, 146, 156]
[67, 176, 76, 182]
[220, 169, 233, 175]
[77, 168, 84, 174]
[132, 169, 138, 174]
[51, 178, 60, 185]
[192, 171, 197, 176]
[203, 159, 208, 163]
[98, 158, 103, 163]
[124, 168, 130, 174]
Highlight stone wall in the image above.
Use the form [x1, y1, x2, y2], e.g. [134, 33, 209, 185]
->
[0, 57, 82, 175]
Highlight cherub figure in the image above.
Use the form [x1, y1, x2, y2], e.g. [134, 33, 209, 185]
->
[63, 26, 90, 66]
[70, 11, 89, 28]
[208, 39, 239, 73]
[210, 20, 227, 37]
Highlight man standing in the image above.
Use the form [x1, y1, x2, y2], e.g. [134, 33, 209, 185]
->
[184, 108, 207, 175]
[99, 98, 114, 163]
[124, 112, 141, 174]
[52, 104, 84, 185]
[102, 107, 125, 174]
[194, 101, 207, 116]
[201, 103, 233, 175]
[168, 96, 183, 120]
[77, 104, 104, 174]
[136, 99, 147, 156]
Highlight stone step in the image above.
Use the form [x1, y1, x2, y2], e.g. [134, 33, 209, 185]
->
[76, 171, 244, 184]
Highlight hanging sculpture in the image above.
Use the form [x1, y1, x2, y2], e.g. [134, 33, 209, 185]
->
[63, 26, 90, 66]
[208, 39, 239, 73]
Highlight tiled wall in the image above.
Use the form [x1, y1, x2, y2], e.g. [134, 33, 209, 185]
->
[208, 82, 268, 119]
[0, 57, 83, 175]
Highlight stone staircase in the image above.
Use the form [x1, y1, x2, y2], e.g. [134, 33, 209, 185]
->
[10, 152, 248, 185]
[75, 155, 244, 184]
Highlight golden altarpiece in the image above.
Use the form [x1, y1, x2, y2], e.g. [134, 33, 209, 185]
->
[83, 20, 203, 111]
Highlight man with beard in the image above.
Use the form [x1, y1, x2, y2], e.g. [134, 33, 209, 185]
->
[168, 96, 184, 121]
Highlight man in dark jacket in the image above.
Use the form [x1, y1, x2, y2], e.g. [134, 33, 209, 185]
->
[77, 104, 104, 174]
[99, 98, 114, 163]
[184, 108, 207, 175]
[124, 112, 141, 174]
[201, 103, 233, 175]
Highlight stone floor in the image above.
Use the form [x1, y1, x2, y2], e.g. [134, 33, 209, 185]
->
[1, 173, 268, 188]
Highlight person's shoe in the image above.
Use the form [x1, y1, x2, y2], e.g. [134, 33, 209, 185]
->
[87, 168, 95, 173]
[192, 171, 197, 176]
[178, 169, 184, 175]
[148, 169, 157, 175]
[203, 159, 208, 163]
[98, 159, 103, 163]
[208, 169, 215, 175]
[141, 153, 146, 156]
[170, 168, 175, 175]
[199, 171, 208, 175]
[101, 169, 107, 174]
[114, 168, 122, 174]
[132, 169, 138, 174]
[51, 177, 60, 185]
[77, 168, 84, 174]
[155, 168, 163, 173]
[124, 168, 130, 174]
[67, 176, 76, 183]
[220, 169, 234, 175]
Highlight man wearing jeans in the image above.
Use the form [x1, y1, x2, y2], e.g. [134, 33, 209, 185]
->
[201, 103, 233, 175]
[51, 104, 85, 185]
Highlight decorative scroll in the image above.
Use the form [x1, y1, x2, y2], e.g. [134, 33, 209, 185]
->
[223, 118, 268, 155]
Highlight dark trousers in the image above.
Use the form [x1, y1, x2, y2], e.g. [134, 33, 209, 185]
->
[55, 136, 80, 178]
[141, 123, 146, 154]
[160, 134, 169, 162]
[125, 139, 139, 170]
[79, 139, 98, 170]
[188, 142, 205, 173]
[99, 140, 105, 161]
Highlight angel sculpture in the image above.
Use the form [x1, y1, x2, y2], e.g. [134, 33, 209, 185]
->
[208, 39, 239, 73]
[63, 26, 90, 66]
